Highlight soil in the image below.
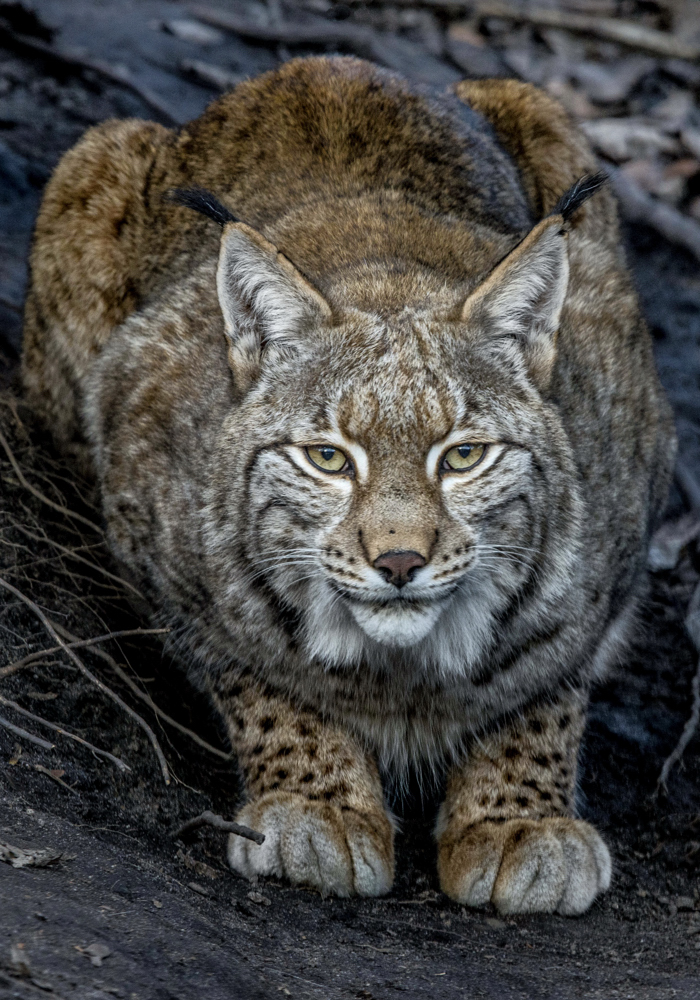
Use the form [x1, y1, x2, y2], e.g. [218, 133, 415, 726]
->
[1, 2, 700, 998]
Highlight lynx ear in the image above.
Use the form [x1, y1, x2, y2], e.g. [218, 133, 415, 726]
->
[217, 222, 331, 392]
[166, 187, 331, 392]
[461, 215, 569, 388]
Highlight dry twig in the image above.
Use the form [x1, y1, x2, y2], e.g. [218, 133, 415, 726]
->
[174, 809, 265, 845]
[0, 427, 101, 533]
[657, 582, 700, 793]
[34, 762, 78, 794]
[0, 715, 53, 750]
[0, 694, 130, 772]
[52, 623, 233, 761]
[0, 628, 169, 679]
[0, 575, 171, 784]
[13, 524, 144, 599]
[475, 3, 700, 61]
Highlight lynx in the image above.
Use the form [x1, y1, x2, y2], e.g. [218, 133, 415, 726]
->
[23, 56, 674, 914]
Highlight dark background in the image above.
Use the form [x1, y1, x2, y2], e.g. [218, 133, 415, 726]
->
[1, 2, 700, 997]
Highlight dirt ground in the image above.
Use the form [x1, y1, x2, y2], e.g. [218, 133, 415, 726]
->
[2, 1, 700, 997]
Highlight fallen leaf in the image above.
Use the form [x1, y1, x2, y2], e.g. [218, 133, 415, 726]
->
[9, 743, 22, 765]
[152, 899, 162, 908]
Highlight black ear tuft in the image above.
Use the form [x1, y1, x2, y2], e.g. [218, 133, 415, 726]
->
[551, 172, 607, 223]
[165, 186, 239, 226]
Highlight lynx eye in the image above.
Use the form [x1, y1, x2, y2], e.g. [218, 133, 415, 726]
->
[305, 445, 350, 474]
[442, 443, 486, 472]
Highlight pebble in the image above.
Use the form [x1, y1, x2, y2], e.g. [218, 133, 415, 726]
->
[247, 890, 272, 906]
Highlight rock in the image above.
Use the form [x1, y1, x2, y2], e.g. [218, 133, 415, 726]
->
[650, 91, 695, 131]
[581, 118, 679, 162]
[569, 56, 655, 104]
[545, 78, 599, 120]
[446, 37, 508, 78]
[621, 158, 686, 205]
[648, 513, 700, 571]
[247, 891, 271, 906]
[84, 942, 111, 967]
[164, 19, 225, 46]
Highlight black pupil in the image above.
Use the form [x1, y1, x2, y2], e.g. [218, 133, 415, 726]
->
[457, 445, 472, 458]
[320, 448, 335, 462]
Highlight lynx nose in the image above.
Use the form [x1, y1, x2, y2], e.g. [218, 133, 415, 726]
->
[373, 550, 426, 589]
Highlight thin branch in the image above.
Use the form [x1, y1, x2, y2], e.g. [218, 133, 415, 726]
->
[0, 576, 170, 785]
[13, 525, 144, 599]
[0, 694, 130, 773]
[190, 5, 410, 68]
[474, 2, 700, 61]
[0, 715, 54, 750]
[0, 427, 102, 533]
[0, 628, 169, 678]
[174, 809, 264, 845]
[53, 622, 232, 762]
[657, 582, 700, 793]
[34, 763, 79, 794]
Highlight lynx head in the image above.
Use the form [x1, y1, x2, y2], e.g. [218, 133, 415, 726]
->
[177, 176, 604, 677]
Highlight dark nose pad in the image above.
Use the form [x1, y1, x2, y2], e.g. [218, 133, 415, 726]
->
[373, 550, 426, 589]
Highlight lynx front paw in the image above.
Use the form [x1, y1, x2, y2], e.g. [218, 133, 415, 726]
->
[438, 817, 611, 915]
[228, 792, 394, 897]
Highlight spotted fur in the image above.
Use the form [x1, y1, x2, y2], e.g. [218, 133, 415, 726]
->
[22, 58, 674, 911]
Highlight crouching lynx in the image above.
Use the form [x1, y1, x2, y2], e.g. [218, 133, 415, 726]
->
[23, 56, 674, 914]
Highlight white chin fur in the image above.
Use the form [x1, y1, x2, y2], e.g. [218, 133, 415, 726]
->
[298, 574, 500, 677]
[347, 600, 444, 647]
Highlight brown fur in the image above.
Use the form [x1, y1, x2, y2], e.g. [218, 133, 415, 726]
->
[22, 58, 674, 910]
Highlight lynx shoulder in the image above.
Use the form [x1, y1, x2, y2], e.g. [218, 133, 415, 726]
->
[23, 57, 674, 911]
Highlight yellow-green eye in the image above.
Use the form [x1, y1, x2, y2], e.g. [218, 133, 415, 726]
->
[306, 445, 349, 474]
[442, 443, 486, 472]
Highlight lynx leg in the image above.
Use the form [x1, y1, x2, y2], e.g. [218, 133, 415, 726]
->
[211, 673, 394, 897]
[436, 692, 611, 915]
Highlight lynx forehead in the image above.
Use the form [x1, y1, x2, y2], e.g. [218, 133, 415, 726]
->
[23, 56, 674, 913]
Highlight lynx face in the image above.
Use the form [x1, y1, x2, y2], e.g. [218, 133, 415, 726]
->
[208, 215, 581, 677]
